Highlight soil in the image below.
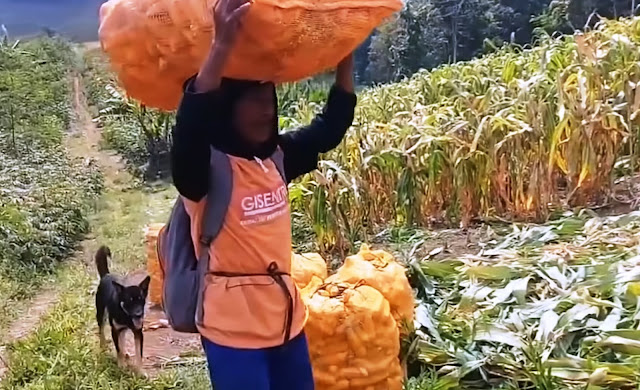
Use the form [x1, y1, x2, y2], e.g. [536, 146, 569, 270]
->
[0, 289, 60, 380]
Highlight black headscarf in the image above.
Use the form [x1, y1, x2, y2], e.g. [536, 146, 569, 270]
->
[210, 78, 280, 160]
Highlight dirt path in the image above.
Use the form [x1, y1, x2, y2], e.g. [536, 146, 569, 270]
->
[0, 76, 100, 381]
[1, 71, 200, 381]
[0, 76, 98, 382]
[67, 75, 125, 187]
[66, 73, 201, 376]
[0, 289, 60, 379]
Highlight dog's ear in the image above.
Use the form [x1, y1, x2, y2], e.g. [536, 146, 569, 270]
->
[112, 280, 125, 295]
[139, 276, 151, 296]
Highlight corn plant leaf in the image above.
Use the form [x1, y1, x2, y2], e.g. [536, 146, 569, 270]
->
[415, 303, 443, 344]
[597, 336, 640, 355]
[465, 266, 515, 281]
[474, 324, 524, 348]
[599, 305, 623, 332]
[536, 310, 560, 342]
[491, 277, 531, 305]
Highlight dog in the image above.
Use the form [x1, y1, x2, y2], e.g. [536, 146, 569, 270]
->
[95, 245, 151, 373]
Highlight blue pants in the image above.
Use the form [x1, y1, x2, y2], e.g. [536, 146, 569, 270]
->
[202, 332, 315, 390]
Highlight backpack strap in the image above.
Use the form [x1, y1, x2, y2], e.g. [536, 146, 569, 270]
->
[271, 147, 286, 184]
[198, 147, 233, 260]
[198, 146, 284, 258]
[195, 147, 233, 325]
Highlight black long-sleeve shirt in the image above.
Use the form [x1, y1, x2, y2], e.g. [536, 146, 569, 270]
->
[171, 79, 357, 202]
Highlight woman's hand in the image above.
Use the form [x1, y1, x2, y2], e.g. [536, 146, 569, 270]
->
[214, 0, 251, 50]
[335, 53, 354, 93]
[194, 0, 251, 93]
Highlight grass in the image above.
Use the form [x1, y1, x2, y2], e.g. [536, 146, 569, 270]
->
[1, 179, 212, 389]
[0, 38, 102, 332]
[86, 182, 176, 271]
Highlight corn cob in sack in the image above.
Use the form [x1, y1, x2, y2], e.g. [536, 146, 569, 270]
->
[305, 283, 403, 390]
[144, 223, 167, 306]
[328, 245, 414, 328]
[291, 252, 328, 289]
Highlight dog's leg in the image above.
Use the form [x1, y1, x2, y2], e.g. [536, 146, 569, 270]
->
[96, 302, 107, 348]
[111, 326, 127, 368]
[118, 328, 127, 368]
[133, 328, 144, 375]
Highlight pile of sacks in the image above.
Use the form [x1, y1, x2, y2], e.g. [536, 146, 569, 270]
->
[291, 245, 414, 390]
[145, 225, 414, 389]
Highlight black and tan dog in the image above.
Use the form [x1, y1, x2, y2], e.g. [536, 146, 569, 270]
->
[95, 246, 150, 372]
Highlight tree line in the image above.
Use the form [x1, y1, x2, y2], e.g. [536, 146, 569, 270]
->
[356, 0, 638, 83]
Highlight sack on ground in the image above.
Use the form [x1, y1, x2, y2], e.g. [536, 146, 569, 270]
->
[305, 283, 403, 390]
[327, 244, 414, 328]
[291, 252, 328, 289]
[145, 223, 166, 306]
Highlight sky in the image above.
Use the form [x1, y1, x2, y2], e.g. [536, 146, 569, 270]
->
[0, 0, 106, 41]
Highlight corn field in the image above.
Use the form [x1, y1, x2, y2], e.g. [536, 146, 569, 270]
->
[288, 17, 640, 253]
[408, 210, 640, 389]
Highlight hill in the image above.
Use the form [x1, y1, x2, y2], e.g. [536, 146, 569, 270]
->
[0, 0, 105, 41]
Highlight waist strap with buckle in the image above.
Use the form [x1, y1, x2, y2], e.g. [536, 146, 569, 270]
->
[209, 261, 294, 344]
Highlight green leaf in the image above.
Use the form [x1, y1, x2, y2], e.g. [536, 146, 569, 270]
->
[474, 324, 524, 348]
[465, 266, 515, 281]
[421, 260, 461, 279]
[596, 336, 640, 355]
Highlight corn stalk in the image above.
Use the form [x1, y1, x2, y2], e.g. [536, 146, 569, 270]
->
[287, 17, 640, 252]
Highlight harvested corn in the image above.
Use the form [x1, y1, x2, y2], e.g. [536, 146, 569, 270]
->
[291, 252, 328, 289]
[144, 223, 166, 306]
[305, 283, 403, 390]
[300, 275, 324, 301]
[98, 0, 402, 110]
[328, 244, 414, 328]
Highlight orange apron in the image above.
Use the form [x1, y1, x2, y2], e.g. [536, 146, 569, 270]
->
[183, 155, 307, 349]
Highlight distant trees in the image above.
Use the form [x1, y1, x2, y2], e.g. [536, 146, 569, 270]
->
[358, 0, 638, 84]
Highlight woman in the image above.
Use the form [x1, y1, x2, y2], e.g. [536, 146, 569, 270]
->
[170, 0, 357, 388]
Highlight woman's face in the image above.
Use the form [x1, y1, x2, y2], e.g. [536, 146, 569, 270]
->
[231, 84, 276, 145]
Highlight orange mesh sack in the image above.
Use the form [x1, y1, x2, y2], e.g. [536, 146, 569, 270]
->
[144, 223, 166, 306]
[291, 252, 328, 289]
[327, 244, 414, 327]
[98, 0, 403, 110]
[300, 275, 324, 301]
[306, 283, 403, 390]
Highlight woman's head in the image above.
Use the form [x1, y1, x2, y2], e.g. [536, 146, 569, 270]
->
[219, 79, 277, 146]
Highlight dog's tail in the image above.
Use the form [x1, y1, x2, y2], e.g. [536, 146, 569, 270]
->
[95, 246, 111, 278]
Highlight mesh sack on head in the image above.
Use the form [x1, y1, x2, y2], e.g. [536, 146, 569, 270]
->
[99, 0, 403, 110]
